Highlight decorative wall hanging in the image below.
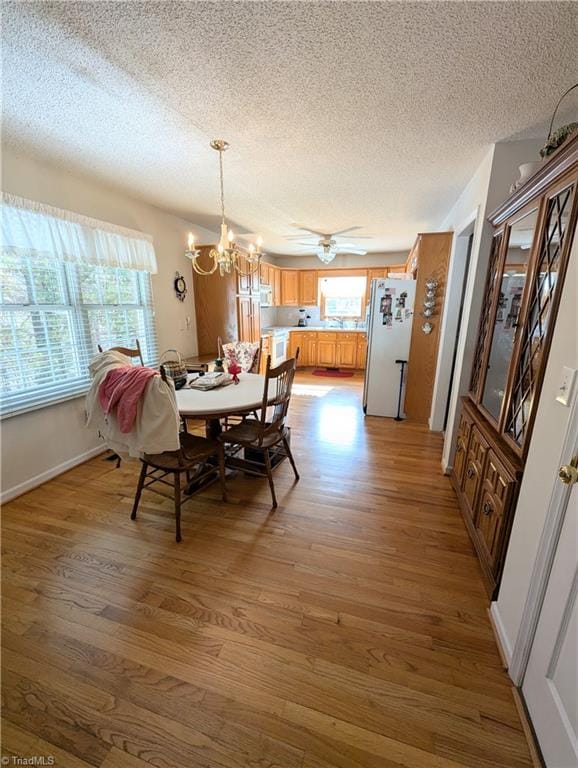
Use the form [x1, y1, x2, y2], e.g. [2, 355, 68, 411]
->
[174, 272, 187, 301]
[420, 277, 438, 332]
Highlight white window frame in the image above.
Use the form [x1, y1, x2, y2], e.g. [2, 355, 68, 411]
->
[1, 258, 158, 418]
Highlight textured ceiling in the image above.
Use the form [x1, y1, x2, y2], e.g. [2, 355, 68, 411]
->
[2, 1, 577, 254]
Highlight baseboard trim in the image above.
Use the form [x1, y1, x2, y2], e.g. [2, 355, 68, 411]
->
[512, 688, 546, 768]
[1, 445, 107, 504]
[488, 602, 513, 669]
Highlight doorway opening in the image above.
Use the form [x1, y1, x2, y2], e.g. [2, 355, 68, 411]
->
[443, 232, 473, 430]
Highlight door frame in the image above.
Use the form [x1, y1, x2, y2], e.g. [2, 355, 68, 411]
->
[430, 207, 479, 432]
[508, 393, 578, 686]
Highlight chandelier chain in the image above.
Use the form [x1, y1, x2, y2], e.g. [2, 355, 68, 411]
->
[218, 149, 226, 224]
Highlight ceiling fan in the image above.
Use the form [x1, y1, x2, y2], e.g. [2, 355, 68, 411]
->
[288, 225, 370, 264]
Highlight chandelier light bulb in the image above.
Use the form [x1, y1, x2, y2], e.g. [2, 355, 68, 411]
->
[228, 229, 234, 244]
[187, 232, 195, 250]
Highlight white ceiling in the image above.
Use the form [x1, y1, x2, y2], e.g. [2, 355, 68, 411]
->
[2, 1, 577, 255]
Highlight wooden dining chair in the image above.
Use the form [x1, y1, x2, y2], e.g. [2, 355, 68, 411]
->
[218, 352, 300, 509]
[98, 338, 144, 366]
[131, 366, 227, 542]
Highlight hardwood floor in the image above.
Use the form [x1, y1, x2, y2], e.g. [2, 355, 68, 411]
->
[1, 371, 532, 768]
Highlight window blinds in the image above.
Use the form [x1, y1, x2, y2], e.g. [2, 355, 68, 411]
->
[1, 196, 159, 417]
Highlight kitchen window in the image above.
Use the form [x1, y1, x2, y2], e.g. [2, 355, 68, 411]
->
[1, 194, 158, 417]
[320, 275, 367, 319]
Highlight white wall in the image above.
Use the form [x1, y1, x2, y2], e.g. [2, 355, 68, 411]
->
[434, 138, 542, 469]
[272, 251, 408, 269]
[493, 235, 577, 662]
[1, 147, 216, 502]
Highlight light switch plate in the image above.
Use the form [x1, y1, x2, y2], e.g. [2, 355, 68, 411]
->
[556, 366, 576, 407]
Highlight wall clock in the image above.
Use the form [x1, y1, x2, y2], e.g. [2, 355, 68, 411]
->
[174, 272, 187, 302]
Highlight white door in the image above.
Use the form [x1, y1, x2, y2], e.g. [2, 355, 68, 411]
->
[523, 442, 578, 768]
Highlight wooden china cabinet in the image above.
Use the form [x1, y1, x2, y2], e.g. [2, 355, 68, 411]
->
[451, 134, 578, 598]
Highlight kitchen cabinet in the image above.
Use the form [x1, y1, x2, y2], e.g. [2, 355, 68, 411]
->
[250, 297, 261, 343]
[299, 270, 318, 305]
[336, 333, 358, 369]
[272, 266, 281, 306]
[304, 333, 317, 367]
[281, 270, 299, 306]
[260, 262, 271, 286]
[356, 335, 367, 370]
[237, 296, 252, 343]
[288, 330, 366, 369]
[260, 334, 271, 374]
[289, 331, 306, 366]
[367, 268, 387, 282]
[317, 332, 338, 367]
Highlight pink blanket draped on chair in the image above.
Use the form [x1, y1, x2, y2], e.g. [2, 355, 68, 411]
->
[99, 365, 159, 433]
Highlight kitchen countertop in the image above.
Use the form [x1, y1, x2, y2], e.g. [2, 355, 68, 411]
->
[262, 326, 367, 334]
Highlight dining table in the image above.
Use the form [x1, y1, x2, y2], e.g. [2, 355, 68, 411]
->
[176, 372, 268, 437]
[175, 372, 273, 494]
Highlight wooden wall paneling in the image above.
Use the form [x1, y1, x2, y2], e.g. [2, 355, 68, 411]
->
[404, 232, 453, 422]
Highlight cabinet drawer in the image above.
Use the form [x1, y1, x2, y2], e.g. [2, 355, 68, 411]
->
[474, 450, 515, 574]
[340, 332, 359, 341]
[318, 332, 338, 341]
[461, 425, 488, 520]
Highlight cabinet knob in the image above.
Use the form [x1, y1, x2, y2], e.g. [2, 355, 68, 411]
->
[483, 502, 493, 516]
[466, 466, 475, 479]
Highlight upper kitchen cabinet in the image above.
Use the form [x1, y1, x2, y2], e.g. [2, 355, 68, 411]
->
[281, 270, 299, 306]
[299, 270, 318, 305]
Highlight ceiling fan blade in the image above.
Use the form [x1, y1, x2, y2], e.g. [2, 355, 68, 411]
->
[336, 247, 367, 255]
[335, 235, 373, 240]
[291, 224, 329, 237]
[331, 226, 363, 237]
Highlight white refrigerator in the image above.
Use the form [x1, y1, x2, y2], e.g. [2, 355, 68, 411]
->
[363, 278, 416, 418]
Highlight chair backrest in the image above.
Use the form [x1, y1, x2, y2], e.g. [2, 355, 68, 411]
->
[222, 340, 262, 373]
[97, 339, 144, 366]
[256, 350, 298, 444]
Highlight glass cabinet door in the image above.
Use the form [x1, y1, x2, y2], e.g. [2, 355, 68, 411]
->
[505, 183, 576, 447]
[480, 208, 538, 422]
[470, 231, 503, 398]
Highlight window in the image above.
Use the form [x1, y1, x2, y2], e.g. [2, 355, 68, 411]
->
[320, 276, 367, 319]
[1, 194, 158, 417]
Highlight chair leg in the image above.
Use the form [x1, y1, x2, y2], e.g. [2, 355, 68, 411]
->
[131, 462, 147, 520]
[264, 449, 278, 509]
[116, 455, 122, 469]
[283, 436, 300, 481]
[174, 471, 182, 543]
[218, 445, 228, 503]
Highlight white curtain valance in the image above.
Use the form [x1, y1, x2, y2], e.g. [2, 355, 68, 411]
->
[1, 193, 158, 274]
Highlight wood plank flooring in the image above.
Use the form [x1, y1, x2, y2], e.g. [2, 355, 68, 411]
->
[1, 371, 532, 768]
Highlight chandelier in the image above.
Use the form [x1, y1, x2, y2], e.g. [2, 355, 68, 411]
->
[185, 139, 263, 276]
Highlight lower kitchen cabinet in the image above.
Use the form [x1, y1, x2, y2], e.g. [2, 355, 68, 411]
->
[450, 397, 522, 597]
[287, 330, 366, 369]
[356, 335, 367, 370]
[317, 335, 337, 367]
[335, 334, 357, 368]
